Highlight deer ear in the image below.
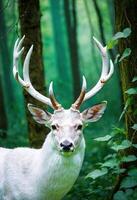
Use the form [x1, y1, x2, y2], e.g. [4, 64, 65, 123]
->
[82, 101, 107, 122]
[27, 103, 51, 124]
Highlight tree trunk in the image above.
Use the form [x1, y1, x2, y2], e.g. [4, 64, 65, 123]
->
[0, 0, 15, 112]
[64, 0, 81, 100]
[83, 0, 98, 69]
[111, 0, 137, 197]
[115, 0, 137, 144]
[18, 0, 49, 148]
[92, 0, 115, 61]
[92, 0, 106, 45]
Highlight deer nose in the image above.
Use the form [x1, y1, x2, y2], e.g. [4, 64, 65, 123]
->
[60, 140, 73, 151]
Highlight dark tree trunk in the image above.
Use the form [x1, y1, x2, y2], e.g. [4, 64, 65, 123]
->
[92, 0, 115, 61]
[92, 0, 106, 45]
[83, 0, 98, 69]
[0, 0, 15, 109]
[18, 0, 49, 148]
[115, 0, 137, 140]
[111, 0, 137, 198]
[64, 0, 81, 100]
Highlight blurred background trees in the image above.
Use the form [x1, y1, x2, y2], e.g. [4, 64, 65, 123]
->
[1, 0, 137, 199]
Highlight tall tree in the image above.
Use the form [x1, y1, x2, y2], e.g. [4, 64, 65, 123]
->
[83, 0, 98, 69]
[50, 0, 69, 82]
[106, 0, 115, 35]
[18, 0, 49, 148]
[111, 0, 137, 197]
[64, 0, 81, 100]
[92, 0, 115, 61]
[92, 0, 106, 45]
[0, 0, 15, 113]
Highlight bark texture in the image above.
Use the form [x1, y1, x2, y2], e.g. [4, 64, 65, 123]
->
[111, 0, 137, 198]
[18, 0, 49, 148]
[115, 0, 137, 143]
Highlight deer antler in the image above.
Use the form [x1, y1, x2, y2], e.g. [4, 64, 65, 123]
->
[13, 36, 62, 110]
[72, 37, 114, 110]
[71, 76, 87, 110]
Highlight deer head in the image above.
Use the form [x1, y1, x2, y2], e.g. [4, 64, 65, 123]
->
[13, 36, 114, 154]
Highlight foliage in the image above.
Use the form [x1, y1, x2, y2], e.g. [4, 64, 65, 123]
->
[65, 27, 137, 200]
[107, 27, 131, 49]
[1, 1, 135, 200]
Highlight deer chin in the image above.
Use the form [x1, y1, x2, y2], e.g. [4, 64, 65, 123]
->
[60, 149, 75, 156]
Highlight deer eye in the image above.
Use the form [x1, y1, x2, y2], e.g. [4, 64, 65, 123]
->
[51, 125, 57, 130]
[77, 124, 83, 130]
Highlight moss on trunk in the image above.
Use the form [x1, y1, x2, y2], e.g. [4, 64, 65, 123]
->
[115, 0, 137, 143]
[110, 1, 137, 198]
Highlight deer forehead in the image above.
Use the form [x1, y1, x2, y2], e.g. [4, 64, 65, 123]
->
[51, 109, 82, 125]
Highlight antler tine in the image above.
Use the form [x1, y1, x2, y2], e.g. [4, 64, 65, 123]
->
[71, 76, 87, 110]
[49, 82, 62, 110]
[13, 36, 28, 87]
[83, 37, 114, 102]
[13, 36, 63, 109]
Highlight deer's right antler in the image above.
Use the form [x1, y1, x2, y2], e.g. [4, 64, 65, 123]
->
[71, 37, 114, 110]
[13, 36, 62, 110]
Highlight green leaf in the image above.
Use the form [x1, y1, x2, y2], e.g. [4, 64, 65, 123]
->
[94, 135, 112, 142]
[114, 54, 120, 64]
[119, 48, 131, 62]
[119, 98, 131, 121]
[128, 168, 137, 177]
[104, 153, 116, 160]
[107, 40, 118, 49]
[114, 168, 126, 175]
[121, 155, 137, 162]
[120, 140, 132, 147]
[107, 28, 131, 49]
[102, 158, 118, 168]
[86, 168, 108, 179]
[132, 124, 137, 130]
[113, 28, 131, 40]
[133, 144, 137, 148]
[111, 140, 132, 151]
[125, 88, 137, 95]
[113, 32, 124, 40]
[123, 28, 132, 38]
[114, 191, 128, 200]
[132, 76, 137, 82]
[125, 189, 133, 197]
[120, 176, 137, 189]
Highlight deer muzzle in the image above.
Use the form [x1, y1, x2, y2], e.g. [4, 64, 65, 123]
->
[60, 140, 74, 152]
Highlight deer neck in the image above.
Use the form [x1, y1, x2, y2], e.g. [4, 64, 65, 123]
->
[33, 132, 85, 200]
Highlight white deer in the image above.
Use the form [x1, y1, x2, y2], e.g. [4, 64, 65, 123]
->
[0, 36, 114, 200]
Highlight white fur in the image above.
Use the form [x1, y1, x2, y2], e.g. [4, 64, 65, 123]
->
[0, 132, 85, 200]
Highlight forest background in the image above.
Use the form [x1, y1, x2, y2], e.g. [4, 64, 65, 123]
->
[0, 0, 137, 199]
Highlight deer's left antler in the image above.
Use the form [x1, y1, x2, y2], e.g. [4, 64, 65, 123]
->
[13, 36, 62, 110]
